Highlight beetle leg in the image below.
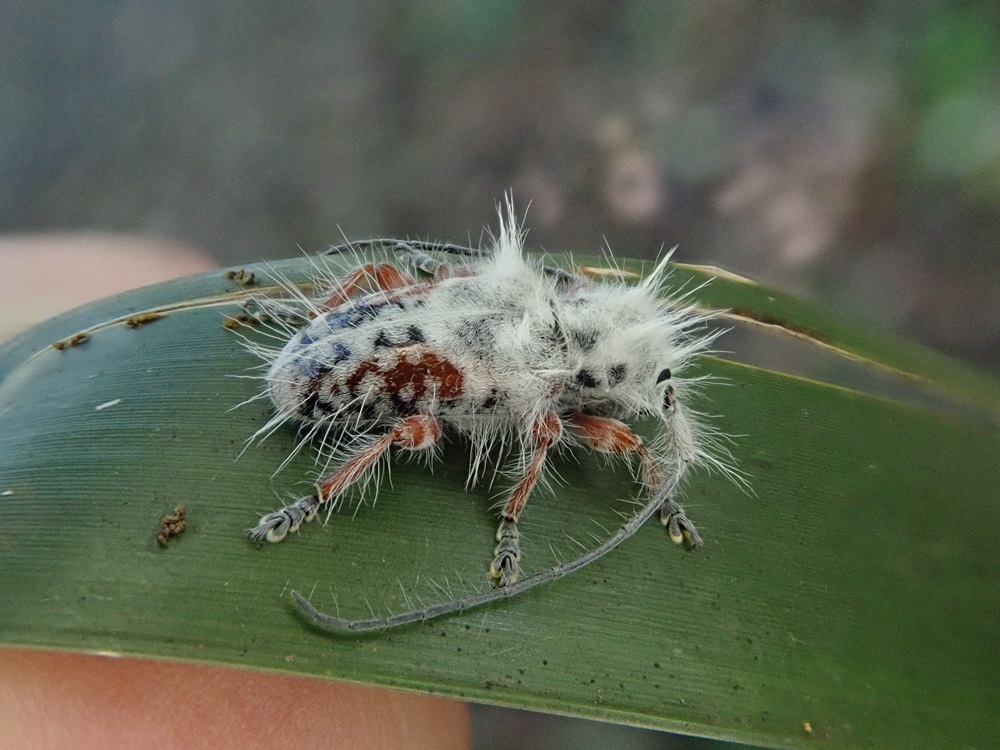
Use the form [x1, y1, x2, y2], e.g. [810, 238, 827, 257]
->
[247, 414, 442, 544]
[489, 410, 564, 587]
[569, 413, 702, 550]
[314, 262, 419, 314]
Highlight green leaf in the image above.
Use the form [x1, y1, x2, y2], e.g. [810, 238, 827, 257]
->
[1, 254, 997, 750]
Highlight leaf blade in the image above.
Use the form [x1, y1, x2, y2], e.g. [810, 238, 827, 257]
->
[0, 256, 997, 750]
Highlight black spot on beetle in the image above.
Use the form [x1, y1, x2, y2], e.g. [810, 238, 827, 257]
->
[314, 396, 340, 415]
[571, 329, 598, 352]
[576, 369, 599, 388]
[456, 316, 498, 351]
[299, 391, 320, 417]
[480, 388, 502, 411]
[330, 342, 351, 364]
[328, 310, 366, 329]
[608, 363, 627, 386]
[374, 325, 427, 348]
[406, 325, 426, 343]
[390, 392, 419, 415]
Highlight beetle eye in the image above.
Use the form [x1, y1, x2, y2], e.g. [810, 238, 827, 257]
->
[655, 368, 672, 384]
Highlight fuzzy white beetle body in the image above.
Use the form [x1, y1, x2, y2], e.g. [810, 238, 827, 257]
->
[267, 251, 561, 435]
[243, 198, 735, 632]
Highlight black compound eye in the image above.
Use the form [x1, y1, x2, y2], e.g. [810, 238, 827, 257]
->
[655, 368, 672, 384]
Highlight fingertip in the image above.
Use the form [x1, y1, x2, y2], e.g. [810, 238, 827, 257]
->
[0, 649, 471, 750]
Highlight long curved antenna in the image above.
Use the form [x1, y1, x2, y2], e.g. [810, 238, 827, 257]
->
[290, 476, 692, 634]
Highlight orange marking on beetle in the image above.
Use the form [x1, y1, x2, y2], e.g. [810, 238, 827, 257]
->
[345, 359, 381, 392]
[346, 345, 464, 403]
[412, 350, 464, 399]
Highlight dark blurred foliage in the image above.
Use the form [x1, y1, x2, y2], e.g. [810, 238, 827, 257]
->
[3, 1, 1000, 374]
[2, 2, 998, 745]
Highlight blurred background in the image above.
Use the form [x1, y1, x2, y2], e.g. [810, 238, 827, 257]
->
[4, 0, 1000, 375]
[2, 1, 998, 746]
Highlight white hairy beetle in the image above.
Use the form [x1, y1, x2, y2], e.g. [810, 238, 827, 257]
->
[241, 197, 738, 633]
